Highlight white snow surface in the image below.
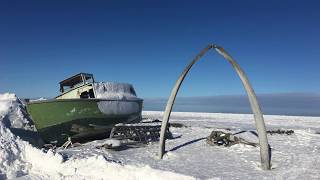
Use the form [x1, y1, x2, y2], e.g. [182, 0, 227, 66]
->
[97, 101, 140, 115]
[0, 93, 34, 131]
[29, 98, 47, 102]
[93, 82, 141, 115]
[93, 82, 139, 100]
[1, 93, 320, 179]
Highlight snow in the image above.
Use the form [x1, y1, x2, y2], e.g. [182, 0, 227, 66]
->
[1, 93, 320, 179]
[93, 82, 140, 100]
[29, 98, 47, 102]
[0, 94, 34, 131]
[97, 101, 140, 115]
[93, 82, 142, 116]
[0, 93, 33, 178]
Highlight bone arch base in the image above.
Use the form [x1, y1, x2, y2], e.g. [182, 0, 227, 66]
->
[158, 44, 271, 170]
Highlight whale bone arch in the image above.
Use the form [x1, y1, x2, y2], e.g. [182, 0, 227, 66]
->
[158, 44, 271, 170]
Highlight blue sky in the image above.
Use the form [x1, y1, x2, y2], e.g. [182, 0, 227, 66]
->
[1, 0, 320, 98]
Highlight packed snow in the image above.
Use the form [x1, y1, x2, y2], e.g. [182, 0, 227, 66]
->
[91, 82, 142, 116]
[93, 82, 141, 115]
[97, 101, 140, 115]
[93, 82, 139, 100]
[0, 93, 320, 179]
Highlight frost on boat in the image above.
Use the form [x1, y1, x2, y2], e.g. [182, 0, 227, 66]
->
[94, 82, 141, 115]
[26, 73, 143, 145]
[93, 82, 138, 100]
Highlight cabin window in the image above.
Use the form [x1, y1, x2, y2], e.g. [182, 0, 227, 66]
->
[84, 75, 94, 84]
[59, 73, 95, 93]
[130, 87, 136, 96]
[80, 89, 95, 99]
[80, 91, 89, 98]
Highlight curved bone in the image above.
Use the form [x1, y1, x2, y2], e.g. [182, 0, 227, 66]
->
[158, 44, 271, 170]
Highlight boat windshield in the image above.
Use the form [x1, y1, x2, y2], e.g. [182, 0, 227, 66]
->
[59, 73, 95, 93]
[83, 74, 94, 84]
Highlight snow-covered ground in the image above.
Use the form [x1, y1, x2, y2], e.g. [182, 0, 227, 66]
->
[0, 93, 320, 179]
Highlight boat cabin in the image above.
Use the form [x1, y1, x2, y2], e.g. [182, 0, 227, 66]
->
[56, 73, 95, 99]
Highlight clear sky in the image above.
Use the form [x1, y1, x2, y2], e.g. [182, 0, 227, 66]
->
[1, 0, 320, 98]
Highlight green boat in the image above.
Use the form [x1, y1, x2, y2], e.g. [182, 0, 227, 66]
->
[26, 73, 143, 145]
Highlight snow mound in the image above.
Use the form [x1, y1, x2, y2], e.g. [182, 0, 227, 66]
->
[0, 126, 193, 179]
[25, 154, 194, 180]
[0, 93, 34, 131]
[0, 93, 35, 178]
[0, 122, 64, 179]
[93, 82, 140, 100]
[0, 125, 29, 179]
[0, 93, 16, 117]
